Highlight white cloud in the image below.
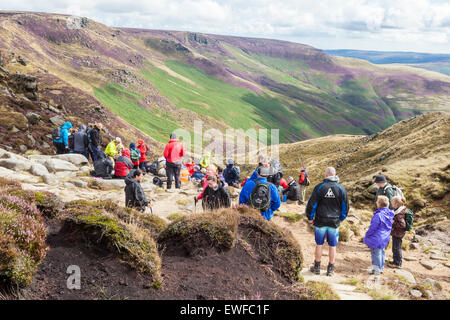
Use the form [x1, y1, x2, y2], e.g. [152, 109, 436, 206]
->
[0, 0, 449, 53]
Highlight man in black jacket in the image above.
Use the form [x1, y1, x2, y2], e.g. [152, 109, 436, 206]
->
[88, 122, 103, 163]
[306, 167, 349, 277]
[124, 169, 149, 213]
[283, 176, 301, 202]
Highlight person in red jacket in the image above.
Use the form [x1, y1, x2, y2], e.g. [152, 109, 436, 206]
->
[163, 133, 185, 189]
[113, 149, 134, 179]
[137, 139, 150, 173]
[279, 177, 289, 190]
[185, 158, 195, 176]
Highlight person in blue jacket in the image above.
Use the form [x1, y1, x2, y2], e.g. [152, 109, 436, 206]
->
[53, 121, 72, 154]
[239, 166, 281, 221]
[363, 195, 394, 275]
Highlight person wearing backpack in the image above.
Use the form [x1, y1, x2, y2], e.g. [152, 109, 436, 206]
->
[52, 121, 72, 154]
[223, 159, 240, 188]
[124, 169, 149, 213]
[113, 149, 134, 179]
[388, 196, 413, 269]
[129, 142, 141, 170]
[239, 166, 281, 221]
[374, 174, 395, 210]
[163, 133, 185, 189]
[363, 195, 394, 275]
[137, 139, 150, 173]
[73, 124, 89, 159]
[202, 175, 231, 211]
[306, 167, 349, 277]
[298, 166, 310, 204]
[91, 152, 113, 179]
[88, 123, 103, 163]
[283, 176, 301, 203]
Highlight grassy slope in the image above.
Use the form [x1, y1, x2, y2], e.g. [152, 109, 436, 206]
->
[93, 83, 179, 143]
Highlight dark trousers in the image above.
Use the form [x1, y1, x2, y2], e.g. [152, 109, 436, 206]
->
[392, 236, 403, 266]
[88, 144, 101, 163]
[166, 162, 181, 189]
[54, 141, 67, 154]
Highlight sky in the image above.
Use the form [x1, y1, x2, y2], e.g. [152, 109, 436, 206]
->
[1, 0, 449, 53]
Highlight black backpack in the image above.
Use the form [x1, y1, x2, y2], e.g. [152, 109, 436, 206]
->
[52, 127, 61, 141]
[249, 180, 271, 212]
[152, 177, 164, 188]
[148, 161, 159, 175]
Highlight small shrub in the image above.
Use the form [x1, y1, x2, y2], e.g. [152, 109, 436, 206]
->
[306, 281, 340, 300]
[176, 198, 190, 206]
[167, 212, 186, 221]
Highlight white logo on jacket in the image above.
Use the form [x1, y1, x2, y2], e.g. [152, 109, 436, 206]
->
[324, 188, 336, 198]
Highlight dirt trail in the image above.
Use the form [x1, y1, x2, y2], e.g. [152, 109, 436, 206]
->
[20, 177, 449, 300]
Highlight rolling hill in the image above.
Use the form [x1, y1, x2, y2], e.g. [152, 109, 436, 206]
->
[326, 49, 450, 77]
[0, 11, 449, 154]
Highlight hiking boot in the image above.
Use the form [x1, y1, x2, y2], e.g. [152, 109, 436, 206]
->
[326, 263, 335, 277]
[310, 261, 321, 275]
[387, 261, 401, 269]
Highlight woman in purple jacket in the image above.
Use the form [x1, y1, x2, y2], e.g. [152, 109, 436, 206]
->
[363, 195, 394, 275]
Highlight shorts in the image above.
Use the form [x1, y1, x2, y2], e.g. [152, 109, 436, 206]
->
[314, 226, 339, 247]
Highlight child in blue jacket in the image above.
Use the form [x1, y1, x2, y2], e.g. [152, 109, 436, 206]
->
[363, 195, 394, 275]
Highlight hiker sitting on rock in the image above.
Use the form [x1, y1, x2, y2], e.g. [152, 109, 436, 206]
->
[223, 159, 240, 188]
[52, 121, 72, 154]
[129, 142, 141, 170]
[202, 175, 231, 211]
[191, 165, 205, 181]
[91, 152, 113, 179]
[363, 195, 394, 275]
[388, 196, 413, 269]
[113, 149, 134, 179]
[306, 167, 349, 277]
[374, 174, 394, 210]
[239, 166, 281, 221]
[282, 176, 301, 203]
[195, 165, 219, 202]
[73, 124, 89, 159]
[185, 158, 195, 176]
[105, 137, 122, 164]
[125, 169, 149, 213]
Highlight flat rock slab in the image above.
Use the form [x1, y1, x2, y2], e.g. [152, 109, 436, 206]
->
[430, 254, 448, 261]
[393, 269, 416, 284]
[71, 180, 88, 188]
[44, 159, 78, 172]
[420, 260, 438, 270]
[29, 163, 49, 177]
[92, 178, 125, 189]
[404, 256, 418, 261]
[0, 159, 32, 171]
[52, 154, 89, 166]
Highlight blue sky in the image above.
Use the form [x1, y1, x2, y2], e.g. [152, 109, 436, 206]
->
[1, 0, 449, 53]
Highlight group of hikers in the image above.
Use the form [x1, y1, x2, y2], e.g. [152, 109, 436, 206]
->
[52, 122, 414, 278]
